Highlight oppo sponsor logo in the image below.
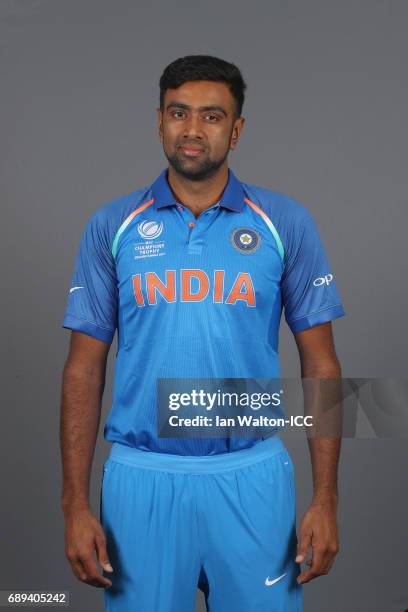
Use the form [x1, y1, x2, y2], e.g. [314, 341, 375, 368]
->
[313, 274, 333, 287]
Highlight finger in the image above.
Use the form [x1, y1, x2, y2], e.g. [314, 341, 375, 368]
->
[313, 545, 338, 575]
[70, 558, 89, 583]
[95, 534, 113, 573]
[297, 547, 327, 584]
[295, 530, 312, 564]
[78, 554, 113, 588]
[319, 549, 338, 575]
[322, 557, 335, 574]
[298, 563, 334, 584]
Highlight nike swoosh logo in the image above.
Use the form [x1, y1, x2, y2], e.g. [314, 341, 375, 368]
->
[265, 573, 287, 586]
[69, 286, 84, 293]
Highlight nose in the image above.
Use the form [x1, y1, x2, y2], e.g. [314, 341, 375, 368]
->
[182, 112, 203, 140]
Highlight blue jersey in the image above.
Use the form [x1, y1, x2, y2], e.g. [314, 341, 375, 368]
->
[62, 167, 345, 455]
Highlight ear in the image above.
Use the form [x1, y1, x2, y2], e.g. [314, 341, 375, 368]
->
[156, 108, 164, 143]
[229, 116, 245, 151]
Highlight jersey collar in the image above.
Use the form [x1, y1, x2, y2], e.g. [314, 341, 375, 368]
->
[151, 167, 245, 212]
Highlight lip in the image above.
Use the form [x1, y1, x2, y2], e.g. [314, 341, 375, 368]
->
[178, 145, 205, 157]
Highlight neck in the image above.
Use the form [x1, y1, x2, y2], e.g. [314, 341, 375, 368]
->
[167, 163, 229, 217]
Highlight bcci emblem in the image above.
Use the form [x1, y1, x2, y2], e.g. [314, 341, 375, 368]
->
[231, 227, 261, 254]
[137, 220, 163, 240]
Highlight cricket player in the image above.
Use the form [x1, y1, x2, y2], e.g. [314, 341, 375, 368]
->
[60, 55, 344, 611]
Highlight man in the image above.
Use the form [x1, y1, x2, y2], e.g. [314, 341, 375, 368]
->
[61, 55, 344, 612]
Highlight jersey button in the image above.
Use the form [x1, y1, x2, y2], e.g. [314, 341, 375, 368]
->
[177, 205, 184, 211]
[188, 222, 195, 228]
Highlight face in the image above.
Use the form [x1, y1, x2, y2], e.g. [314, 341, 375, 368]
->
[157, 80, 245, 181]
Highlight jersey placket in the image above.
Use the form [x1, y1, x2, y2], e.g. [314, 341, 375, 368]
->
[175, 202, 221, 255]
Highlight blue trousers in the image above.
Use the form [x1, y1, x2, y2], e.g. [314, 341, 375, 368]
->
[101, 436, 303, 611]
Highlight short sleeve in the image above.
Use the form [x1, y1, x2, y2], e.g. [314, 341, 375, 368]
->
[281, 209, 345, 332]
[62, 210, 118, 343]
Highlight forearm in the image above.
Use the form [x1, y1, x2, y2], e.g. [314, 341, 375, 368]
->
[307, 437, 340, 505]
[301, 359, 342, 505]
[60, 362, 105, 513]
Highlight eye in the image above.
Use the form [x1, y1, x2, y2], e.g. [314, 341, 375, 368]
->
[171, 110, 186, 119]
[205, 113, 221, 122]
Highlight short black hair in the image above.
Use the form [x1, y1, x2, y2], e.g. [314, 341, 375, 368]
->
[159, 55, 247, 118]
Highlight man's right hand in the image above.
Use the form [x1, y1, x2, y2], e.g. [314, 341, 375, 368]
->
[63, 505, 113, 588]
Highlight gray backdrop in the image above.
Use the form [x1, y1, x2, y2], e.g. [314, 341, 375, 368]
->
[1, 0, 407, 610]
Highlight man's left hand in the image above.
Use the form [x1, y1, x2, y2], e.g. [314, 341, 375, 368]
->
[295, 498, 339, 584]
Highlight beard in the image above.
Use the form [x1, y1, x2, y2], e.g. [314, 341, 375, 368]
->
[164, 144, 230, 182]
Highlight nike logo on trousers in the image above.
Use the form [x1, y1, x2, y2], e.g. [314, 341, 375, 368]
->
[265, 573, 287, 586]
